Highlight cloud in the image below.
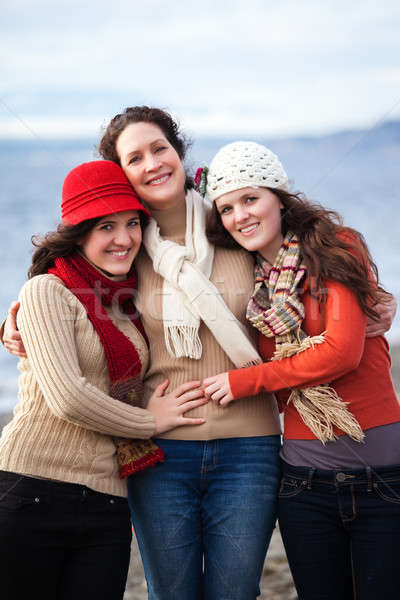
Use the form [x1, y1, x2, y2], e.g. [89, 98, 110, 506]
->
[1, 0, 400, 138]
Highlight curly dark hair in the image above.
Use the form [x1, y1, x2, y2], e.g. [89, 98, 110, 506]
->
[206, 188, 385, 321]
[98, 106, 194, 190]
[28, 218, 102, 278]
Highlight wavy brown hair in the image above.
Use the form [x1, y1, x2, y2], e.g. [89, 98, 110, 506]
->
[98, 105, 194, 190]
[207, 189, 386, 320]
[28, 218, 103, 278]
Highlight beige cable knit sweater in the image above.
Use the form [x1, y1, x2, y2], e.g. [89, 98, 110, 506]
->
[0, 274, 154, 497]
[136, 200, 281, 440]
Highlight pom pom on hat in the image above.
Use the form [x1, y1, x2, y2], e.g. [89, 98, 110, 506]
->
[206, 141, 290, 202]
[62, 160, 150, 225]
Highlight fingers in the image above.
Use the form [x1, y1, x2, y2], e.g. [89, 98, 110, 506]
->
[219, 395, 234, 407]
[178, 397, 209, 413]
[209, 388, 226, 404]
[9, 301, 20, 324]
[4, 301, 23, 348]
[365, 326, 386, 338]
[180, 417, 206, 426]
[4, 340, 27, 358]
[4, 327, 22, 343]
[174, 380, 202, 397]
[153, 379, 170, 397]
[176, 387, 205, 405]
[203, 382, 220, 399]
[366, 317, 390, 337]
[5, 348, 27, 358]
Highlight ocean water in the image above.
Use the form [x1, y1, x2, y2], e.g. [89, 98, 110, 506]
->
[0, 129, 399, 413]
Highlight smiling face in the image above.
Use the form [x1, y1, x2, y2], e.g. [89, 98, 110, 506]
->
[80, 210, 142, 277]
[215, 187, 284, 264]
[115, 122, 186, 211]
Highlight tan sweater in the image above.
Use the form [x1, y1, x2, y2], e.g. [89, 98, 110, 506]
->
[0, 274, 154, 497]
[136, 200, 281, 440]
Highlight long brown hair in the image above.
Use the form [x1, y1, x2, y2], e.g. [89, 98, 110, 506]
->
[207, 189, 384, 320]
[98, 105, 194, 190]
[28, 217, 103, 278]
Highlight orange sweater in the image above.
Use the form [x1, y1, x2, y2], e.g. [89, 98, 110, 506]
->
[229, 279, 400, 439]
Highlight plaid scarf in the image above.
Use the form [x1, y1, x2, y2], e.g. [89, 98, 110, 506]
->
[246, 231, 364, 443]
[49, 253, 164, 476]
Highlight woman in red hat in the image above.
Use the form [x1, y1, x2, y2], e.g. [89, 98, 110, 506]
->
[0, 160, 206, 600]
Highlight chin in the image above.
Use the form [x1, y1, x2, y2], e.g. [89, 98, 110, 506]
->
[235, 239, 258, 252]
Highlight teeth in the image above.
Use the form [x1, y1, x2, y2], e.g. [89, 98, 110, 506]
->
[149, 175, 169, 185]
[110, 251, 128, 256]
[240, 224, 258, 233]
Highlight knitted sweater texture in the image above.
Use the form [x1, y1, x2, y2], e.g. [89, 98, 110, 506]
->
[0, 274, 154, 497]
[229, 279, 400, 439]
[135, 200, 281, 440]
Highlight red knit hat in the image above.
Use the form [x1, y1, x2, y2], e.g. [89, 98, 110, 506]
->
[61, 160, 150, 225]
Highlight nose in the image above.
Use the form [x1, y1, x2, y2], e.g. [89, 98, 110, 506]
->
[144, 153, 162, 172]
[233, 204, 250, 223]
[113, 226, 132, 246]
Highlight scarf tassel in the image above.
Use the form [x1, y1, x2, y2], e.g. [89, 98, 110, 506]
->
[117, 439, 165, 478]
[271, 331, 365, 443]
[165, 325, 203, 360]
[240, 359, 263, 368]
[272, 332, 326, 361]
[289, 387, 365, 444]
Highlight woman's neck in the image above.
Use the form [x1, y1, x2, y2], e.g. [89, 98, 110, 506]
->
[149, 196, 187, 242]
[258, 234, 284, 266]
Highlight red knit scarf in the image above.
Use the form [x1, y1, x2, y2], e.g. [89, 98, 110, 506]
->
[49, 253, 164, 476]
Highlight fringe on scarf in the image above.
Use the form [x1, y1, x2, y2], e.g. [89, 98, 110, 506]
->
[290, 387, 364, 444]
[117, 439, 165, 478]
[165, 325, 203, 359]
[271, 331, 365, 443]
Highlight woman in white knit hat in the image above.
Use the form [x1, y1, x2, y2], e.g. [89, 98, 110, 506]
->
[203, 140, 400, 600]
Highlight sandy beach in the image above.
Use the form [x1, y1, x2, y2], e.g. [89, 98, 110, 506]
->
[0, 343, 398, 599]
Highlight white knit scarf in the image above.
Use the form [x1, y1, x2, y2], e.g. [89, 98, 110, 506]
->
[143, 189, 262, 368]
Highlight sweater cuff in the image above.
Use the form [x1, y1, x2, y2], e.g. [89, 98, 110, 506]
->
[229, 366, 260, 399]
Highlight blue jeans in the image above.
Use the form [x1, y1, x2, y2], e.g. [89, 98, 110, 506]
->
[0, 471, 132, 600]
[127, 435, 281, 600]
[278, 460, 400, 600]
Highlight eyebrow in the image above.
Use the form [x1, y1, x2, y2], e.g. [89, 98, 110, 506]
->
[98, 216, 139, 225]
[98, 218, 117, 224]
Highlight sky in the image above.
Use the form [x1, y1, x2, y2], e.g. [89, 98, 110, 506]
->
[1, 0, 400, 139]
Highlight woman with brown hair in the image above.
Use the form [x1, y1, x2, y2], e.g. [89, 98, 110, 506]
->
[3, 108, 283, 599]
[2, 109, 397, 600]
[203, 141, 400, 600]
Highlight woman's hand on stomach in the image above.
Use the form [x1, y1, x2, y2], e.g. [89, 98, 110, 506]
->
[148, 380, 208, 434]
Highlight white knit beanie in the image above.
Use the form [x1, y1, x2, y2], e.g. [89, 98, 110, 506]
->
[206, 141, 290, 202]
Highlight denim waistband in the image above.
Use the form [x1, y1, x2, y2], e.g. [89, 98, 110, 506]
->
[0, 470, 107, 498]
[280, 460, 400, 488]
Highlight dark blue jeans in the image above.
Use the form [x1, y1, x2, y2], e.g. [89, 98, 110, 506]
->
[128, 435, 281, 600]
[278, 460, 400, 599]
[0, 470, 132, 600]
